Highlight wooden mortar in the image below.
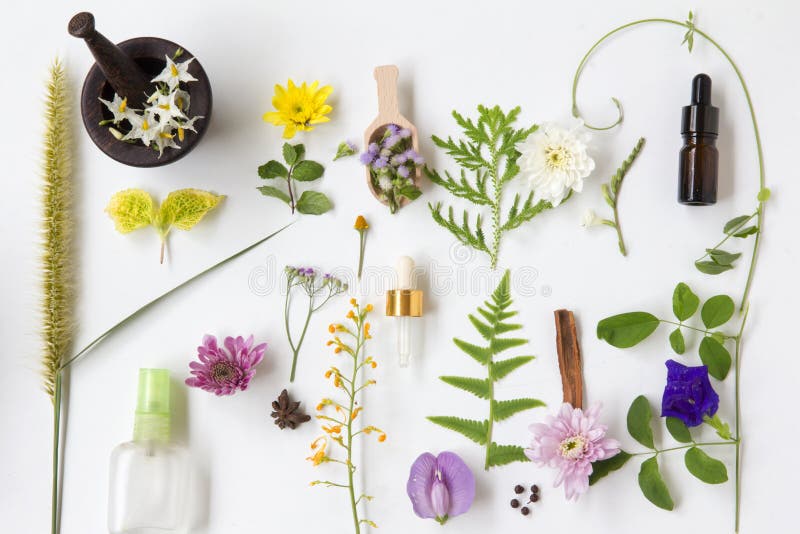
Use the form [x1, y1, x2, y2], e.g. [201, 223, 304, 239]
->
[69, 12, 212, 168]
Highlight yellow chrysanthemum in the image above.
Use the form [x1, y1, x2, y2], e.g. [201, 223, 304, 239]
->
[263, 79, 333, 139]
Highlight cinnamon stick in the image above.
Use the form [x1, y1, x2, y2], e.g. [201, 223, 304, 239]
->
[554, 309, 583, 409]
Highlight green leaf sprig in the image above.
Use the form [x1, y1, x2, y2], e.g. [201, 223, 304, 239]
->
[106, 188, 224, 264]
[590, 395, 732, 510]
[426, 106, 546, 269]
[258, 142, 331, 215]
[589, 137, 645, 256]
[597, 282, 738, 381]
[694, 195, 767, 274]
[428, 271, 544, 469]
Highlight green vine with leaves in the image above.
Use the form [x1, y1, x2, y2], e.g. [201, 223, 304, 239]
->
[573, 12, 768, 532]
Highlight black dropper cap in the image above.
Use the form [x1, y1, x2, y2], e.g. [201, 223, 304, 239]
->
[681, 74, 719, 136]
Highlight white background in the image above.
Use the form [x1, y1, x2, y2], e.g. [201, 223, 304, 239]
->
[1, 1, 798, 532]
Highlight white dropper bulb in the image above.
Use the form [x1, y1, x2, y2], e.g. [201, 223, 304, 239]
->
[397, 256, 414, 290]
[396, 256, 414, 367]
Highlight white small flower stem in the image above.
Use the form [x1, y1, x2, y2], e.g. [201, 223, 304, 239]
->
[612, 204, 627, 256]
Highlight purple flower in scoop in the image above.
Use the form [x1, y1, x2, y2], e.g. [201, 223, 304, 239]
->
[186, 335, 267, 395]
[661, 359, 719, 427]
[407, 451, 475, 525]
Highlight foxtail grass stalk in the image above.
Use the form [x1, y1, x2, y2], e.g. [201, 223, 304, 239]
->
[40, 59, 74, 534]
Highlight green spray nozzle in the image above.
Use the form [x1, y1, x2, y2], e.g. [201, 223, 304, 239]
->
[133, 368, 171, 442]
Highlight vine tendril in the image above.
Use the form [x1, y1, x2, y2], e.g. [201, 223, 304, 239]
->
[572, 16, 768, 534]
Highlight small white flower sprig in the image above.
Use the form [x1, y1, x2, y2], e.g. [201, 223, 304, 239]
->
[581, 137, 645, 256]
[99, 49, 203, 157]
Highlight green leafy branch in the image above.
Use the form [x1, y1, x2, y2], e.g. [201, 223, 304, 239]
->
[597, 282, 739, 381]
[426, 105, 547, 269]
[694, 199, 767, 274]
[258, 142, 331, 215]
[591, 137, 645, 256]
[428, 271, 544, 469]
[590, 396, 735, 511]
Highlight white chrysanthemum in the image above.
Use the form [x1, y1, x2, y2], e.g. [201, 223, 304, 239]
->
[517, 119, 595, 206]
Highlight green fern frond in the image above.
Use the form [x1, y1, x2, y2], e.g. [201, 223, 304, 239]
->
[429, 271, 544, 469]
[440, 376, 491, 399]
[486, 443, 528, 467]
[491, 356, 534, 380]
[492, 398, 546, 422]
[427, 416, 489, 445]
[40, 59, 74, 401]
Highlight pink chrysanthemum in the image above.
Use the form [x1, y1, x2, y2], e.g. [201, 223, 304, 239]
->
[185, 335, 266, 395]
[525, 403, 620, 500]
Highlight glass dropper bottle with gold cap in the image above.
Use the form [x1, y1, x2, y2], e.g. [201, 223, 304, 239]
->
[386, 256, 423, 367]
[108, 369, 191, 534]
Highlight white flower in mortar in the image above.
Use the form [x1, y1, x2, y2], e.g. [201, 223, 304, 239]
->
[517, 119, 595, 207]
[99, 94, 132, 123]
[152, 55, 197, 90]
[150, 90, 188, 121]
[122, 110, 160, 146]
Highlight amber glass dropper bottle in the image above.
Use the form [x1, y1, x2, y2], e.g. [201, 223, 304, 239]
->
[679, 73, 719, 205]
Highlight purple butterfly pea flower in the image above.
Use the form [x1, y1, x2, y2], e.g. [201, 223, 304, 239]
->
[407, 451, 475, 525]
[661, 359, 719, 427]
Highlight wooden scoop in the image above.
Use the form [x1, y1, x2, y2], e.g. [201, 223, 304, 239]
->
[364, 65, 420, 209]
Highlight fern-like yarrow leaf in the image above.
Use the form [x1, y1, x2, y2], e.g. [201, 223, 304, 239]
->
[429, 271, 545, 469]
[427, 105, 556, 268]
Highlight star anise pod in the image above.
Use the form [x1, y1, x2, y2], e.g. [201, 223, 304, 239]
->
[271, 389, 311, 430]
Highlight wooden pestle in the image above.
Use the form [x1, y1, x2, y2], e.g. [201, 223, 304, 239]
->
[68, 12, 152, 108]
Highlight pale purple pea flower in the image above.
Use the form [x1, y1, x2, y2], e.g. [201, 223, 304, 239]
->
[407, 451, 475, 525]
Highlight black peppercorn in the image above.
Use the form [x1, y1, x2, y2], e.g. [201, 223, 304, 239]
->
[514, 484, 524, 494]
[521, 506, 530, 516]
[530, 493, 540, 503]
[531, 484, 539, 494]
[510, 499, 520, 508]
